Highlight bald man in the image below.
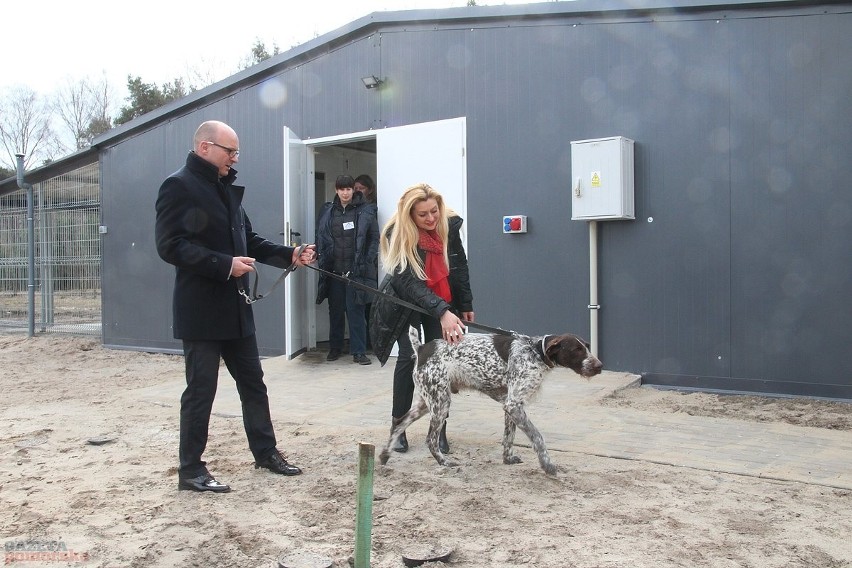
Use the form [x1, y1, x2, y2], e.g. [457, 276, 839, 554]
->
[156, 120, 315, 493]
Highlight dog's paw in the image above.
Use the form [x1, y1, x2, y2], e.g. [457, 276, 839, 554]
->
[503, 455, 523, 465]
[379, 450, 390, 465]
[440, 458, 461, 468]
[542, 462, 558, 476]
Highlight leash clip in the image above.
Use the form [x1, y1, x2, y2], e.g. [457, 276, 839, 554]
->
[238, 288, 257, 304]
[237, 244, 307, 305]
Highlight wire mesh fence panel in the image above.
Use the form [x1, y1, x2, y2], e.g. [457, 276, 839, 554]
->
[0, 162, 101, 336]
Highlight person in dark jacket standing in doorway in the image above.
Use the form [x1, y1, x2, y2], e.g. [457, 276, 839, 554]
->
[155, 120, 316, 493]
[315, 174, 379, 364]
[369, 183, 474, 454]
[353, 174, 378, 348]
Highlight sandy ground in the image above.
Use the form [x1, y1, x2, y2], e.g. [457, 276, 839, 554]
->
[1, 333, 851, 568]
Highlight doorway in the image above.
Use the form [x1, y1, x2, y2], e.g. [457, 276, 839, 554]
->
[312, 139, 378, 347]
[285, 117, 468, 358]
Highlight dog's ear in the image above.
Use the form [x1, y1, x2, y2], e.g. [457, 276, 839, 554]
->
[541, 335, 560, 368]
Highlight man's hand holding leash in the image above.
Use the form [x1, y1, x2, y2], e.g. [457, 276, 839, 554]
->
[234, 244, 317, 304]
[232, 243, 314, 279]
[231, 256, 256, 277]
[295, 244, 316, 267]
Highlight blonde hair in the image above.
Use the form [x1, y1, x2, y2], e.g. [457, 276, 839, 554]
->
[381, 183, 454, 281]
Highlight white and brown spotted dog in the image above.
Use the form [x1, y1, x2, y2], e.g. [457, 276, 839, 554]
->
[379, 325, 603, 475]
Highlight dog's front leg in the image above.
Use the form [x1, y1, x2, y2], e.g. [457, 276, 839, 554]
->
[503, 402, 557, 475]
[502, 411, 522, 465]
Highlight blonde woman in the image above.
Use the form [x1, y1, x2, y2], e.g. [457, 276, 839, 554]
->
[369, 183, 475, 453]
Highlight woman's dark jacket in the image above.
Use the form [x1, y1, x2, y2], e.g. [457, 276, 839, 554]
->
[155, 151, 294, 340]
[314, 191, 379, 305]
[369, 215, 473, 365]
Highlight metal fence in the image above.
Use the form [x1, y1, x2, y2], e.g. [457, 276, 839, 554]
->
[0, 162, 101, 335]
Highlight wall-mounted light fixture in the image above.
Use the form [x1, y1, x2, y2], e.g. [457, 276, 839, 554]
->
[361, 75, 384, 89]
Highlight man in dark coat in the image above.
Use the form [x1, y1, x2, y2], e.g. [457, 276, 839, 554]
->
[155, 120, 316, 493]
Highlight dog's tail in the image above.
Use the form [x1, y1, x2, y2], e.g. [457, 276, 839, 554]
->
[408, 325, 421, 365]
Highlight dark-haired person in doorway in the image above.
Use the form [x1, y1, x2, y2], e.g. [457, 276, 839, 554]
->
[353, 174, 378, 348]
[369, 182, 474, 454]
[155, 120, 316, 493]
[315, 174, 379, 364]
[354, 174, 377, 204]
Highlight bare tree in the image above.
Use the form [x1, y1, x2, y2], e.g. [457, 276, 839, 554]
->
[85, 74, 115, 142]
[54, 77, 90, 151]
[0, 85, 60, 170]
[54, 75, 116, 150]
[183, 57, 233, 90]
[1, 35, 291, 171]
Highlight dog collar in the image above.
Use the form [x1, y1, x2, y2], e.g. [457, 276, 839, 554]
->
[538, 335, 555, 368]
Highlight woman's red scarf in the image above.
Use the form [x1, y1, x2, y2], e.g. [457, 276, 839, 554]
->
[419, 229, 452, 303]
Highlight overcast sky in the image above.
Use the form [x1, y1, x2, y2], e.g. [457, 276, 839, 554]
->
[4, 0, 540, 97]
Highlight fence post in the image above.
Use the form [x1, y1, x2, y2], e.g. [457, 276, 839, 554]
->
[354, 442, 375, 568]
[15, 154, 35, 337]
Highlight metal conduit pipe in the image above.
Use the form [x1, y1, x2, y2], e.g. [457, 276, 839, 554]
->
[15, 154, 35, 338]
[588, 220, 600, 357]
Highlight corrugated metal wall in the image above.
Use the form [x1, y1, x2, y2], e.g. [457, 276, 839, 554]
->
[100, 1, 852, 397]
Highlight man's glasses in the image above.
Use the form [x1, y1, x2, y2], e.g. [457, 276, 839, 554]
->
[205, 141, 240, 158]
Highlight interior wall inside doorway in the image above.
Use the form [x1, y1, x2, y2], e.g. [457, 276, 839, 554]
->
[311, 140, 377, 345]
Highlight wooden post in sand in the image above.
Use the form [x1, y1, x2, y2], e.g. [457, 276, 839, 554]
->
[354, 442, 375, 568]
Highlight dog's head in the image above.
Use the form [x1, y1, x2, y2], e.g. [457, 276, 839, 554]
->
[542, 334, 603, 378]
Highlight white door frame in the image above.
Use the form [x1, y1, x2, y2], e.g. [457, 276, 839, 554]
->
[284, 117, 468, 357]
[283, 127, 313, 358]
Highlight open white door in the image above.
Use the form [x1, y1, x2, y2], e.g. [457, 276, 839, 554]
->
[376, 117, 467, 248]
[376, 117, 468, 357]
[283, 127, 313, 358]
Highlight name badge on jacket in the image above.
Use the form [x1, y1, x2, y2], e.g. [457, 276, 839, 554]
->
[343, 221, 355, 231]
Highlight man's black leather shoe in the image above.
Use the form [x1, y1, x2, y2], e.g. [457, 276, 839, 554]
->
[177, 474, 231, 493]
[255, 450, 302, 476]
[326, 348, 341, 361]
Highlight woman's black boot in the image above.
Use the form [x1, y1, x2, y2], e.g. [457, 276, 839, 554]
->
[391, 417, 408, 453]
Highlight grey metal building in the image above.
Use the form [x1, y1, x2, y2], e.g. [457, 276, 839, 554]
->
[3, 0, 850, 399]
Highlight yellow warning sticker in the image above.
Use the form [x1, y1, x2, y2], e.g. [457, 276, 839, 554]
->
[591, 171, 601, 188]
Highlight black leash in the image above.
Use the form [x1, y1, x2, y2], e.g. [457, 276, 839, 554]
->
[237, 244, 307, 304]
[239, 250, 515, 336]
[302, 263, 515, 337]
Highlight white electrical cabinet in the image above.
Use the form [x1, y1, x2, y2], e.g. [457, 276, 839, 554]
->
[571, 136, 635, 221]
